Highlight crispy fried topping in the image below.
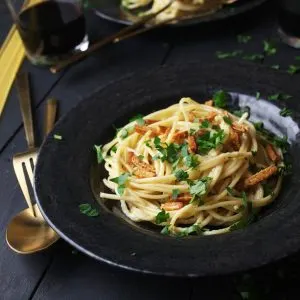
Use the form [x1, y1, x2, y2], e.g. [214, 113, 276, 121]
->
[244, 165, 278, 187]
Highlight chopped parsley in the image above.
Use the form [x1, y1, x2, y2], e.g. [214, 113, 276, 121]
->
[161, 225, 170, 235]
[255, 92, 260, 100]
[213, 90, 231, 108]
[268, 93, 292, 101]
[120, 128, 129, 139]
[154, 137, 180, 163]
[111, 145, 117, 153]
[216, 50, 243, 59]
[172, 189, 180, 200]
[278, 162, 292, 176]
[232, 107, 250, 118]
[271, 64, 280, 70]
[184, 155, 199, 169]
[253, 122, 264, 131]
[137, 155, 144, 160]
[144, 140, 152, 148]
[174, 169, 189, 181]
[287, 65, 300, 75]
[263, 40, 277, 56]
[94, 145, 104, 164]
[273, 136, 289, 153]
[241, 191, 248, 208]
[155, 210, 170, 224]
[54, 134, 62, 140]
[223, 116, 232, 125]
[189, 177, 212, 205]
[129, 114, 144, 125]
[79, 203, 99, 217]
[279, 108, 292, 117]
[176, 225, 201, 237]
[237, 34, 252, 44]
[226, 186, 235, 196]
[200, 120, 210, 128]
[196, 130, 225, 154]
[242, 54, 264, 61]
[110, 173, 130, 195]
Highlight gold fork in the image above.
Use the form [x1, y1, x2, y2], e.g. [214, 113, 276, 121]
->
[13, 72, 38, 217]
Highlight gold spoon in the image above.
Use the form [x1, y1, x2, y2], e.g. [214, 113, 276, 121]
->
[6, 98, 60, 254]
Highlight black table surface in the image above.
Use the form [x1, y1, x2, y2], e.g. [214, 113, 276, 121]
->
[1, 2, 300, 299]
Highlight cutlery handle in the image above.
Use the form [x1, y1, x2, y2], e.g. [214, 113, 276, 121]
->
[16, 72, 35, 149]
[44, 98, 57, 137]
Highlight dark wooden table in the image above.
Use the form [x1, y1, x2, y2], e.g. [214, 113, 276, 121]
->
[1, 2, 300, 299]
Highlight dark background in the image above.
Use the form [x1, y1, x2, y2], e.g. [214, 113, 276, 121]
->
[1, 1, 300, 299]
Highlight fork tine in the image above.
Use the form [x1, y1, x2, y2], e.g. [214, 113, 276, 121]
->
[13, 158, 36, 217]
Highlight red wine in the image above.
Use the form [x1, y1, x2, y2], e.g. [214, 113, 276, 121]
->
[18, 1, 86, 56]
[278, 0, 300, 37]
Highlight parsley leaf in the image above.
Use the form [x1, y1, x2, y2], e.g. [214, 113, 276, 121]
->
[213, 90, 231, 108]
[79, 203, 99, 217]
[181, 143, 189, 157]
[268, 93, 280, 101]
[223, 116, 232, 125]
[226, 186, 235, 196]
[154, 137, 180, 164]
[200, 120, 210, 128]
[137, 155, 144, 160]
[273, 136, 289, 152]
[263, 40, 277, 56]
[184, 155, 199, 169]
[287, 65, 300, 75]
[216, 50, 243, 59]
[144, 140, 152, 148]
[54, 134, 62, 140]
[255, 92, 260, 100]
[279, 108, 292, 117]
[120, 128, 129, 139]
[172, 189, 180, 200]
[161, 225, 170, 235]
[94, 145, 104, 164]
[111, 173, 130, 195]
[176, 225, 201, 237]
[197, 130, 225, 154]
[253, 122, 264, 131]
[111, 145, 117, 153]
[237, 34, 252, 44]
[174, 169, 189, 181]
[155, 210, 170, 224]
[189, 177, 212, 205]
[242, 54, 264, 61]
[129, 114, 145, 125]
[241, 191, 248, 208]
[271, 64, 280, 70]
[278, 162, 292, 176]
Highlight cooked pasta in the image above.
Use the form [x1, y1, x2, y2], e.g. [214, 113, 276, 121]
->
[99, 95, 285, 236]
[121, 0, 240, 23]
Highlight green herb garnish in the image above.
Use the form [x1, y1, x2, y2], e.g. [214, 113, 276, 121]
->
[154, 137, 181, 163]
[242, 54, 264, 61]
[111, 172, 130, 195]
[253, 122, 264, 131]
[94, 145, 104, 164]
[189, 177, 212, 205]
[197, 130, 225, 154]
[161, 225, 170, 235]
[287, 65, 300, 75]
[111, 145, 117, 153]
[54, 134, 62, 140]
[174, 169, 189, 181]
[255, 92, 260, 100]
[176, 225, 201, 237]
[155, 210, 170, 224]
[129, 114, 145, 125]
[268, 93, 280, 101]
[120, 128, 129, 139]
[172, 189, 180, 200]
[237, 34, 252, 44]
[79, 203, 99, 217]
[223, 116, 232, 125]
[200, 120, 210, 128]
[279, 108, 292, 117]
[263, 40, 277, 56]
[216, 50, 243, 59]
[137, 155, 144, 160]
[213, 90, 231, 108]
[226, 186, 235, 196]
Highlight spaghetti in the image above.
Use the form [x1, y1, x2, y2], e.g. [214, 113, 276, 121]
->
[99, 95, 285, 236]
[121, 0, 240, 23]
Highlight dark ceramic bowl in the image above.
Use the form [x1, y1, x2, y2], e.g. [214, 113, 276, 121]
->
[34, 61, 300, 277]
[91, 0, 268, 27]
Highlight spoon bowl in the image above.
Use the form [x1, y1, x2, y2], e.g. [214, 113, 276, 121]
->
[6, 204, 59, 254]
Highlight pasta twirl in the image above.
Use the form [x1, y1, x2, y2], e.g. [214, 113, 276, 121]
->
[99, 97, 284, 236]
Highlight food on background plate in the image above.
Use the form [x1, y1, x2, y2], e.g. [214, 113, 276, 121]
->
[98, 92, 289, 237]
[121, 0, 240, 23]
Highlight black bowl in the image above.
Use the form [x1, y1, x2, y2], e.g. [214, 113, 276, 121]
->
[91, 0, 268, 27]
[34, 61, 300, 277]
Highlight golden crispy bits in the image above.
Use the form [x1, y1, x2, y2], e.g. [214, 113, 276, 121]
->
[187, 135, 197, 153]
[244, 165, 278, 187]
[135, 125, 168, 138]
[129, 153, 156, 178]
[176, 193, 192, 203]
[161, 201, 184, 211]
[206, 111, 217, 122]
[266, 144, 280, 162]
[204, 100, 213, 106]
[232, 122, 248, 133]
[171, 130, 188, 144]
[144, 119, 157, 125]
[229, 129, 241, 151]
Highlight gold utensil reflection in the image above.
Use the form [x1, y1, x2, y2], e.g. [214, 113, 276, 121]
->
[6, 73, 59, 254]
